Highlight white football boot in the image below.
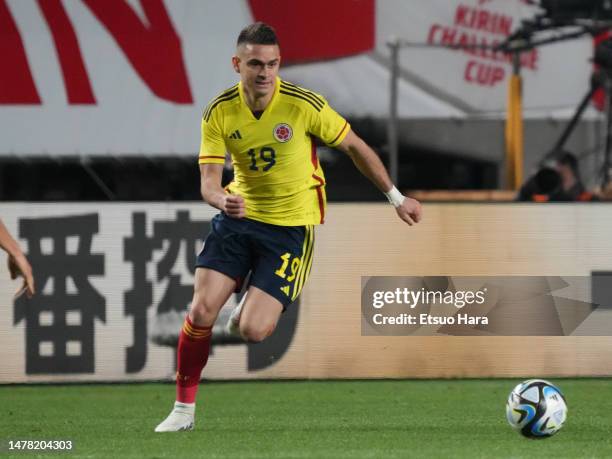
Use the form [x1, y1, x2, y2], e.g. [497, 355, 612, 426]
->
[154, 402, 195, 432]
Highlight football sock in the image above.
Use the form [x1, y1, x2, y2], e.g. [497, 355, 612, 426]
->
[173, 401, 195, 413]
[175, 316, 212, 404]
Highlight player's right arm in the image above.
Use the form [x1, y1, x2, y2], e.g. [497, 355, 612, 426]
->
[199, 99, 246, 218]
[199, 164, 246, 218]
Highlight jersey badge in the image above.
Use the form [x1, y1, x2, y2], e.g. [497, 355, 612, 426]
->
[273, 123, 293, 143]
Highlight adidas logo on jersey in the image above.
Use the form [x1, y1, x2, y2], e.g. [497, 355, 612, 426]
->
[229, 130, 242, 140]
[280, 286, 290, 296]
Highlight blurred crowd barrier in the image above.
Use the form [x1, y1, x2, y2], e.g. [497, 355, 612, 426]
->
[1, 203, 612, 383]
[409, 189, 612, 201]
[408, 190, 516, 201]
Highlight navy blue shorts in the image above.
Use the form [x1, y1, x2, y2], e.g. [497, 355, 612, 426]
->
[196, 213, 315, 308]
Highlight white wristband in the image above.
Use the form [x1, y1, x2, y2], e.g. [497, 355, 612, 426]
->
[384, 185, 405, 208]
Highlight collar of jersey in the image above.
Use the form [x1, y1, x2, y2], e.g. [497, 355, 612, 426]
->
[238, 77, 280, 121]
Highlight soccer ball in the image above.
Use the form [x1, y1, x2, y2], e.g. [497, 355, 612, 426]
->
[506, 379, 567, 438]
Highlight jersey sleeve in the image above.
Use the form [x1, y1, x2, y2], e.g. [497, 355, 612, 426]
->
[308, 99, 350, 147]
[198, 107, 226, 165]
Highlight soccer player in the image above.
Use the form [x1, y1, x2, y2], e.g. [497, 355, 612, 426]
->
[155, 22, 422, 432]
[0, 218, 34, 298]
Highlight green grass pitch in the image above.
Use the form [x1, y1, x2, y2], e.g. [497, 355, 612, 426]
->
[1, 379, 611, 458]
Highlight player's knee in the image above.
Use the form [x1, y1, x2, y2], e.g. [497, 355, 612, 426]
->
[240, 321, 276, 343]
[189, 295, 219, 327]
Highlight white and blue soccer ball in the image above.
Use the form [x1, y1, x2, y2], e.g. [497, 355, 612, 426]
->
[506, 379, 567, 438]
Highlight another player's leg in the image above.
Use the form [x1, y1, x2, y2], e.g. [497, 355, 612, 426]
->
[155, 268, 236, 432]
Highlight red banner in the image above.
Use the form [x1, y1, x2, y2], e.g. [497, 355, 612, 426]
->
[248, 0, 375, 64]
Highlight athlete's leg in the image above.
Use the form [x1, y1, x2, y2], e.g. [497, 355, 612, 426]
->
[231, 224, 314, 342]
[177, 268, 236, 400]
[189, 267, 237, 326]
[155, 268, 236, 432]
[238, 286, 283, 343]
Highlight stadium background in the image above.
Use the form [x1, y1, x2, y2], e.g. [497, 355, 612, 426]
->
[1, 0, 611, 386]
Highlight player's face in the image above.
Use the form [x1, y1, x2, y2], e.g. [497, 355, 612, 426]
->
[233, 43, 280, 99]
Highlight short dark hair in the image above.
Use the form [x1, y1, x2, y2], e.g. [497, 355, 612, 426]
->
[557, 151, 579, 175]
[237, 22, 278, 47]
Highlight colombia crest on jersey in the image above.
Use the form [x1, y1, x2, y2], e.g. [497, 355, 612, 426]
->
[199, 77, 350, 226]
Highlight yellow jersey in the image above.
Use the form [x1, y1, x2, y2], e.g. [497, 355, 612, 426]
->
[199, 77, 350, 226]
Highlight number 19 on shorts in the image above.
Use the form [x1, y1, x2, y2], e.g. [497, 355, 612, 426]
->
[275, 252, 300, 282]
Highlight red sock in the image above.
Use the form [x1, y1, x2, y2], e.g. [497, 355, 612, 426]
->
[176, 316, 212, 404]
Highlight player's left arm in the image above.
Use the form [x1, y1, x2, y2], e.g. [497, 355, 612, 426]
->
[336, 129, 423, 226]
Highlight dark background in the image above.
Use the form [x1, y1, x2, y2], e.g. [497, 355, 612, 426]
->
[0, 119, 497, 201]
